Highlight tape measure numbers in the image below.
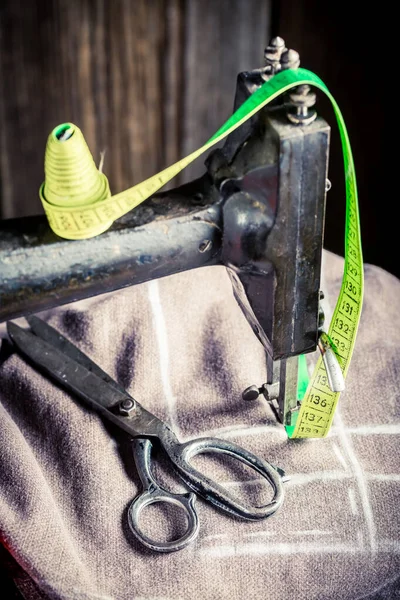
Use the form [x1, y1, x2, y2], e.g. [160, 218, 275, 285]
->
[40, 68, 363, 439]
[287, 86, 363, 439]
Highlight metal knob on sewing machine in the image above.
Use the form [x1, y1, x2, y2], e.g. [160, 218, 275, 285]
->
[0, 37, 330, 429]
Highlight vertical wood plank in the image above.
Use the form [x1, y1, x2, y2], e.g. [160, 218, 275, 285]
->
[181, 0, 271, 182]
[162, 0, 185, 177]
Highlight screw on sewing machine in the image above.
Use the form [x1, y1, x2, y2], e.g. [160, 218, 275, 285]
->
[287, 84, 317, 125]
[280, 49, 300, 71]
[264, 36, 287, 74]
[119, 398, 136, 416]
[263, 43, 317, 128]
[198, 239, 212, 253]
[262, 39, 301, 82]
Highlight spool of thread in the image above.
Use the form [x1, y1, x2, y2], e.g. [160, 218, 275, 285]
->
[39, 123, 112, 239]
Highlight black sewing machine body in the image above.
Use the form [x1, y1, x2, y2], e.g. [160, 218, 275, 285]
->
[0, 46, 330, 424]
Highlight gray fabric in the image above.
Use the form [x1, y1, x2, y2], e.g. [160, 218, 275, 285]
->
[0, 250, 399, 600]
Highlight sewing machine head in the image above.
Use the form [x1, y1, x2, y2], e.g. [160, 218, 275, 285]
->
[0, 37, 330, 426]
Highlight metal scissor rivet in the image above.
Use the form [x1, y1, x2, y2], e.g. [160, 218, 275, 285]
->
[119, 398, 136, 416]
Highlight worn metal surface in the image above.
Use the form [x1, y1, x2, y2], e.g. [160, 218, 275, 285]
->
[0, 175, 222, 319]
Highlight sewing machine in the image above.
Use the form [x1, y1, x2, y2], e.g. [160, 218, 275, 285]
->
[0, 38, 330, 428]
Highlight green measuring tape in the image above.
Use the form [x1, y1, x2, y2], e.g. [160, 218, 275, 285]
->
[40, 68, 363, 439]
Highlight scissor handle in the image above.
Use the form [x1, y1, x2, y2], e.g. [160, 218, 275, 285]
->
[128, 438, 199, 552]
[162, 436, 284, 520]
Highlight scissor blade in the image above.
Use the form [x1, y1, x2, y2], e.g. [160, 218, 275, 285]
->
[7, 321, 167, 440]
[7, 321, 130, 412]
[26, 316, 125, 394]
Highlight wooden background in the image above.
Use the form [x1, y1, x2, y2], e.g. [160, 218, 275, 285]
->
[0, 0, 270, 217]
[0, 0, 394, 276]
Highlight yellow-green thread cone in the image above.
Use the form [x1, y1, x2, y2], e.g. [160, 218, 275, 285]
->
[39, 123, 112, 239]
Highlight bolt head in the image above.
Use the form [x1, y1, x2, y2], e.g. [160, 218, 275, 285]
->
[119, 398, 136, 416]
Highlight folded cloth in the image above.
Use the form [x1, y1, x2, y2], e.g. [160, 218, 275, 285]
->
[0, 250, 399, 600]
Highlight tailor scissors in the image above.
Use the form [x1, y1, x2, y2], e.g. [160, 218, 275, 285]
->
[7, 316, 285, 553]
